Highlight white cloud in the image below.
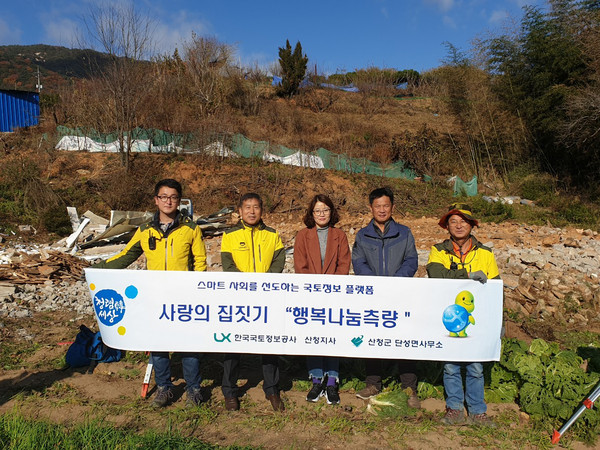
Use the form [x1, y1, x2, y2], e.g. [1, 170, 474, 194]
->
[511, 0, 533, 7]
[43, 17, 80, 47]
[0, 17, 23, 44]
[443, 15, 457, 28]
[153, 10, 211, 55]
[489, 9, 509, 24]
[381, 7, 389, 19]
[424, 0, 455, 13]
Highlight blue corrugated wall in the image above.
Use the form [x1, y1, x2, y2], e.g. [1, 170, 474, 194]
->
[0, 90, 40, 132]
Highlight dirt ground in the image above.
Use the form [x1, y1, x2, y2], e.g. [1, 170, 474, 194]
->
[1, 214, 597, 449]
[0, 309, 533, 450]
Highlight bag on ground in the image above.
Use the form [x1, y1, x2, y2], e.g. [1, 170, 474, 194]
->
[65, 324, 122, 367]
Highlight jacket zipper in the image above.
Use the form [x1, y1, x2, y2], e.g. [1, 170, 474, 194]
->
[251, 227, 256, 272]
[164, 237, 168, 270]
[381, 238, 386, 275]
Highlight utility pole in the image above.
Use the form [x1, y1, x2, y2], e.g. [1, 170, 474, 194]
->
[35, 66, 42, 94]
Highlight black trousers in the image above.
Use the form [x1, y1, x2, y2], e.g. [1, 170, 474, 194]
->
[221, 353, 280, 398]
[365, 359, 417, 391]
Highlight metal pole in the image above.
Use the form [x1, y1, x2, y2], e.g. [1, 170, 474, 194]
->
[552, 381, 600, 444]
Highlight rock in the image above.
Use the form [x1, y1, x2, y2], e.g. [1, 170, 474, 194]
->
[506, 260, 526, 275]
[502, 275, 520, 290]
[13, 309, 32, 319]
[572, 313, 588, 325]
[542, 235, 559, 247]
[517, 285, 536, 300]
[520, 252, 546, 269]
[564, 237, 581, 248]
[504, 297, 529, 316]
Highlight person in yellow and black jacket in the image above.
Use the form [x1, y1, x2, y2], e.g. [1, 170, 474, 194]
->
[426, 203, 499, 427]
[93, 179, 206, 409]
[220, 192, 286, 412]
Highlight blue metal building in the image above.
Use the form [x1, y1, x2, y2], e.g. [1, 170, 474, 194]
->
[0, 89, 40, 132]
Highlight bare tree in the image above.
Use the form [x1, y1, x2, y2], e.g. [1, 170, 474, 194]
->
[183, 34, 234, 116]
[80, 1, 156, 170]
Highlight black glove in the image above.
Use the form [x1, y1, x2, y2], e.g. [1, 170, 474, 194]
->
[469, 270, 487, 284]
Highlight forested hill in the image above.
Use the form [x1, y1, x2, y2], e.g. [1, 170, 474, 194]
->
[0, 44, 112, 91]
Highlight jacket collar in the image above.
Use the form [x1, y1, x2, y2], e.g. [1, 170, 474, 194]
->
[365, 218, 400, 238]
[240, 219, 266, 230]
[440, 235, 483, 252]
[151, 211, 184, 235]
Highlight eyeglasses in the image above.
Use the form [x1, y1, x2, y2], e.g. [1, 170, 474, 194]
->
[156, 195, 180, 203]
[313, 208, 331, 216]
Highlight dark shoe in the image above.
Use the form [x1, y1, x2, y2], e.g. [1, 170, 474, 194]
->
[441, 407, 465, 425]
[224, 396, 240, 411]
[152, 385, 173, 408]
[267, 393, 285, 412]
[306, 382, 325, 402]
[325, 384, 340, 405]
[469, 412, 496, 427]
[356, 384, 380, 399]
[185, 387, 203, 408]
[407, 388, 421, 409]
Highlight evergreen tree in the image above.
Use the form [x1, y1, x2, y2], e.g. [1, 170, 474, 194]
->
[277, 40, 308, 97]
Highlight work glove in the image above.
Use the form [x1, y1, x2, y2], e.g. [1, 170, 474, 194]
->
[469, 270, 487, 284]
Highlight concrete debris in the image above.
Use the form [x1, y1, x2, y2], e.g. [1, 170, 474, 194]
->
[18, 225, 36, 234]
[482, 195, 535, 207]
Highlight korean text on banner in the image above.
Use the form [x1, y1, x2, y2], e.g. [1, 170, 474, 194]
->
[85, 269, 503, 362]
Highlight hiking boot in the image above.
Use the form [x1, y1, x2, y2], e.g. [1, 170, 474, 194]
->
[224, 396, 240, 411]
[356, 384, 380, 399]
[306, 382, 325, 402]
[407, 388, 421, 409]
[152, 385, 173, 408]
[441, 407, 465, 425]
[325, 384, 340, 405]
[267, 393, 285, 412]
[185, 387, 203, 408]
[469, 412, 496, 427]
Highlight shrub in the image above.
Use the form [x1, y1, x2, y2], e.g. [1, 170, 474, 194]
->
[41, 206, 72, 236]
[558, 201, 596, 225]
[517, 173, 555, 204]
[470, 195, 515, 223]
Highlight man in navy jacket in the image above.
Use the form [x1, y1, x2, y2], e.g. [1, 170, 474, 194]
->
[352, 187, 420, 407]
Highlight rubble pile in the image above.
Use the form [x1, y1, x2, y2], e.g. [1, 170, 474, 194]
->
[494, 228, 600, 328]
[0, 250, 88, 284]
[1, 280, 91, 318]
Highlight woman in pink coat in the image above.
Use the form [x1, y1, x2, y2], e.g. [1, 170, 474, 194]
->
[294, 194, 351, 404]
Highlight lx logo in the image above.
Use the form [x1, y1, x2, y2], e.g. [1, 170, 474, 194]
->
[214, 333, 231, 342]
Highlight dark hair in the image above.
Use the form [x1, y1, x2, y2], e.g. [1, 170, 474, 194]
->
[154, 179, 182, 197]
[238, 192, 263, 209]
[369, 187, 394, 205]
[302, 194, 340, 228]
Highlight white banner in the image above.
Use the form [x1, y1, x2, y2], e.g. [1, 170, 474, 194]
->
[84, 269, 503, 362]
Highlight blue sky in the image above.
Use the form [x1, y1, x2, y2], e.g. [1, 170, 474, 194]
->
[0, 0, 546, 73]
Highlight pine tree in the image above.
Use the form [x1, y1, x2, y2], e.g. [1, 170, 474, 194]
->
[277, 40, 308, 97]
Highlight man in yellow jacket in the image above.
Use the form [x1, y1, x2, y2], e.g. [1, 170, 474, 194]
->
[94, 179, 206, 408]
[426, 203, 499, 426]
[220, 192, 286, 412]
